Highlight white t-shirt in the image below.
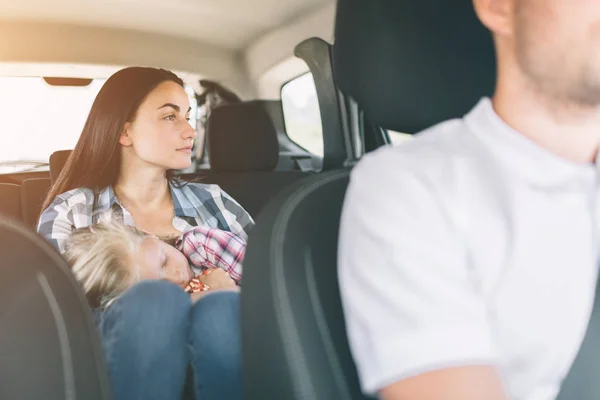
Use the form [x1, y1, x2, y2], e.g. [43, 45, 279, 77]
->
[338, 98, 600, 400]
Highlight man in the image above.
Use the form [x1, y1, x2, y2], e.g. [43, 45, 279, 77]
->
[338, 1, 600, 399]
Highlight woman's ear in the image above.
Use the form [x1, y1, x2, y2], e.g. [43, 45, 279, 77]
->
[119, 122, 133, 146]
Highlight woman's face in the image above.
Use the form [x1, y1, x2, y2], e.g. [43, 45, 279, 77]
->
[120, 81, 198, 170]
[134, 236, 194, 287]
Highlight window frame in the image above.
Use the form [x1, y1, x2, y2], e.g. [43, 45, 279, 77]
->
[279, 71, 324, 157]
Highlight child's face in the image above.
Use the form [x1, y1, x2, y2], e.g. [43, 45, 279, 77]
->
[134, 236, 194, 287]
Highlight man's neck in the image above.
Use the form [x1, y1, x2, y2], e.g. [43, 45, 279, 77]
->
[492, 73, 600, 164]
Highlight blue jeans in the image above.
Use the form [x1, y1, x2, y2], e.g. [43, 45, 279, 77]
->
[94, 280, 243, 400]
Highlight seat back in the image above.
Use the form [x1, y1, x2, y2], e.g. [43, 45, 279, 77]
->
[198, 101, 310, 217]
[0, 217, 111, 399]
[50, 150, 72, 184]
[242, 170, 371, 399]
[20, 178, 51, 227]
[0, 183, 21, 221]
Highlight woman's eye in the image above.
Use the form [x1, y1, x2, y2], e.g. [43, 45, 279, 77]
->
[164, 115, 176, 121]
[185, 117, 191, 122]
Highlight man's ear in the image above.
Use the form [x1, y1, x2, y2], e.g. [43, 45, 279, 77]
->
[119, 122, 133, 146]
[473, 0, 515, 37]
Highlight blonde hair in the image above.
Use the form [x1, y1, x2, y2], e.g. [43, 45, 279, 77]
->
[64, 215, 147, 309]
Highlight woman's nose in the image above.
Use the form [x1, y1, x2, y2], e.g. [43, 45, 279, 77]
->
[182, 122, 198, 140]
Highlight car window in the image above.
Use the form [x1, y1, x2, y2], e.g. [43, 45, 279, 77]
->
[281, 72, 323, 156]
[0, 75, 198, 174]
[388, 130, 412, 145]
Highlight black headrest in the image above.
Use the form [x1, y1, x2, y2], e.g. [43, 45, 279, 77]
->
[207, 101, 279, 172]
[333, 0, 496, 133]
[49, 150, 72, 183]
[254, 100, 286, 136]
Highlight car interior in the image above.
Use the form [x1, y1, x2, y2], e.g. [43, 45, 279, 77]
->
[0, 0, 599, 399]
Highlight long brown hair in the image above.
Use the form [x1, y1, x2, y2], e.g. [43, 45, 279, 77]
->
[41, 67, 184, 213]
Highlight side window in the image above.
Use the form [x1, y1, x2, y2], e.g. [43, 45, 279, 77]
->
[281, 73, 323, 156]
[184, 84, 199, 129]
[387, 130, 412, 145]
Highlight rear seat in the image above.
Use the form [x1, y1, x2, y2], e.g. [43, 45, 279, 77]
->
[20, 178, 51, 227]
[49, 150, 71, 184]
[0, 183, 21, 220]
[0, 178, 51, 227]
[194, 101, 311, 217]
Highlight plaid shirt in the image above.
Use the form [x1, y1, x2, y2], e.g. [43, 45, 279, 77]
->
[37, 182, 254, 253]
[176, 226, 246, 283]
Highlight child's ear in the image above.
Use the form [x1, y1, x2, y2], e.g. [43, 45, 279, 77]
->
[119, 122, 133, 147]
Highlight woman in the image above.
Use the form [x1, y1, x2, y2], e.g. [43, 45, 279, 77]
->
[38, 66, 253, 400]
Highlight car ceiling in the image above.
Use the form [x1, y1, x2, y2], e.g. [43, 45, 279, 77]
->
[0, 0, 334, 50]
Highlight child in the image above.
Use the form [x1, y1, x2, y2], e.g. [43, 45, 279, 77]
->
[63, 217, 246, 309]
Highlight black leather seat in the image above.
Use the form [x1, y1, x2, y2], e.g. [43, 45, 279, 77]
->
[0, 183, 21, 221]
[196, 101, 310, 217]
[20, 178, 51, 227]
[241, 0, 496, 399]
[0, 217, 111, 399]
[241, 170, 367, 399]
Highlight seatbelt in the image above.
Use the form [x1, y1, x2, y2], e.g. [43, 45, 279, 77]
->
[555, 276, 600, 400]
[556, 160, 600, 400]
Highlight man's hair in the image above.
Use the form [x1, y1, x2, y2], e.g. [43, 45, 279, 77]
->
[64, 216, 147, 309]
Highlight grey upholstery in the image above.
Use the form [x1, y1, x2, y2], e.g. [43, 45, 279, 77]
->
[241, 170, 371, 399]
[333, 0, 496, 133]
[192, 171, 308, 218]
[0, 217, 111, 399]
[198, 100, 312, 217]
[208, 101, 279, 172]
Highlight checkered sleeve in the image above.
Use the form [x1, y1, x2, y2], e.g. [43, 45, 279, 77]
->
[219, 188, 254, 241]
[178, 226, 247, 283]
[37, 189, 94, 252]
[37, 197, 73, 252]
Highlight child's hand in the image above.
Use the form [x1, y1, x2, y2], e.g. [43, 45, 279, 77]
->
[190, 286, 240, 303]
[198, 268, 236, 290]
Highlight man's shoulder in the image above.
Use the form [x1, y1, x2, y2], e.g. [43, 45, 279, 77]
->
[355, 117, 477, 182]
